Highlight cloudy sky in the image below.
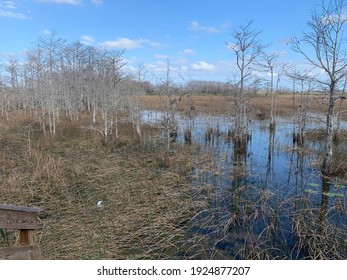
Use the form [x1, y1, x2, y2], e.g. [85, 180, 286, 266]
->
[0, 0, 324, 82]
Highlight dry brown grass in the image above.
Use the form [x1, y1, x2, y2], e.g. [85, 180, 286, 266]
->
[141, 94, 347, 120]
[0, 114, 198, 259]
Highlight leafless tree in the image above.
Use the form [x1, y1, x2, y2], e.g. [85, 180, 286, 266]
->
[25, 42, 47, 131]
[0, 63, 8, 118]
[98, 52, 125, 142]
[287, 69, 314, 146]
[292, 0, 347, 174]
[161, 59, 179, 154]
[122, 75, 145, 141]
[38, 32, 66, 134]
[257, 51, 284, 130]
[153, 58, 186, 166]
[227, 20, 264, 154]
[6, 56, 19, 88]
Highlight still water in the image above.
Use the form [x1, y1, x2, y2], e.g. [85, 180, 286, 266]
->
[143, 111, 347, 259]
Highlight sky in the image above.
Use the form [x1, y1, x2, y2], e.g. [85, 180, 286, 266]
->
[0, 0, 327, 84]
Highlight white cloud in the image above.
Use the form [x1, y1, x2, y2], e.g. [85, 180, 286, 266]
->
[179, 49, 195, 55]
[80, 35, 95, 45]
[99, 38, 162, 50]
[42, 29, 52, 35]
[0, 1, 17, 9]
[138, 38, 163, 49]
[191, 61, 215, 71]
[0, 51, 16, 58]
[38, 0, 82, 5]
[321, 14, 347, 25]
[100, 38, 142, 49]
[91, 0, 102, 6]
[38, 0, 104, 6]
[154, 54, 168, 59]
[146, 61, 168, 73]
[179, 65, 189, 72]
[0, 0, 29, 19]
[188, 21, 220, 33]
[0, 8, 29, 19]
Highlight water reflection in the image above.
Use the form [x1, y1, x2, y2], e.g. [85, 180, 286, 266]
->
[142, 111, 347, 259]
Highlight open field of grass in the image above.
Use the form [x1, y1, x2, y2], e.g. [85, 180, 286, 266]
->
[141, 94, 347, 120]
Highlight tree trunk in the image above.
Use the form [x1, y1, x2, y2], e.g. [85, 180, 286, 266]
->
[322, 86, 335, 175]
[335, 77, 346, 141]
[270, 69, 275, 131]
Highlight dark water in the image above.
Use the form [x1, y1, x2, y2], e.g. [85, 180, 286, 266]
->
[143, 111, 347, 259]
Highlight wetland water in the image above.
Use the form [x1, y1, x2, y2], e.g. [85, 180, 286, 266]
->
[143, 111, 347, 259]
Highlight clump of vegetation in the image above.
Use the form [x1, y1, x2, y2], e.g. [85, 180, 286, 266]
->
[184, 163, 347, 259]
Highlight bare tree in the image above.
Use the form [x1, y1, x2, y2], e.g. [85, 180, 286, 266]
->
[275, 63, 288, 93]
[6, 56, 19, 88]
[153, 58, 186, 167]
[287, 69, 314, 146]
[0, 63, 8, 118]
[0, 63, 4, 86]
[133, 63, 150, 139]
[227, 20, 264, 154]
[122, 75, 145, 141]
[292, 0, 347, 174]
[25, 42, 48, 132]
[161, 59, 179, 155]
[257, 51, 283, 130]
[99, 51, 125, 142]
[39, 31, 66, 134]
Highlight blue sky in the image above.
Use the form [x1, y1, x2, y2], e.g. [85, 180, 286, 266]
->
[0, 0, 324, 83]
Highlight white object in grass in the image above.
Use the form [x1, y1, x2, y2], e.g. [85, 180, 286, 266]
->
[96, 200, 103, 207]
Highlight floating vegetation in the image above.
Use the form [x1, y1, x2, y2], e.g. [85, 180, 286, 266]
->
[304, 189, 319, 194]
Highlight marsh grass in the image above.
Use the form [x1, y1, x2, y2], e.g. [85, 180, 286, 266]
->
[292, 197, 347, 259]
[0, 113, 199, 259]
[181, 141, 347, 260]
[184, 180, 347, 259]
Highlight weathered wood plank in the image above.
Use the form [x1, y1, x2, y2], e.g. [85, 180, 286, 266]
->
[0, 204, 42, 213]
[0, 209, 39, 229]
[0, 204, 42, 259]
[19, 230, 37, 246]
[0, 246, 42, 260]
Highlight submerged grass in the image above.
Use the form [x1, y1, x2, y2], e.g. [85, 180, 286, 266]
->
[184, 176, 347, 259]
[179, 137, 347, 260]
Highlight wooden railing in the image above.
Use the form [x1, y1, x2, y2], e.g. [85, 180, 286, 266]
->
[0, 204, 42, 260]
